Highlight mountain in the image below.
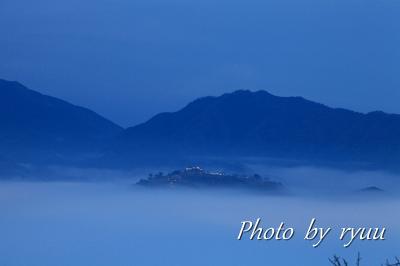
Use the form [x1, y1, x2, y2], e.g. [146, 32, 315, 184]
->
[0, 79, 123, 163]
[2, 79, 400, 168]
[115, 90, 400, 165]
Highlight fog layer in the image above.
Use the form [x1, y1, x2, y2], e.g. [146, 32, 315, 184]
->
[0, 170, 398, 266]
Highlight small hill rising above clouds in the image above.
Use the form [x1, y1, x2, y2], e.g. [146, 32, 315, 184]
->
[115, 90, 400, 165]
[0, 79, 123, 162]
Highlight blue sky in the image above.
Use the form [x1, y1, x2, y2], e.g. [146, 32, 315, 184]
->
[1, 0, 399, 127]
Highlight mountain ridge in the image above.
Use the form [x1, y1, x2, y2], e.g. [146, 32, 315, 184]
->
[115, 89, 400, 164]
[2, 78, 400, 168]
[0, 78, 123, 163]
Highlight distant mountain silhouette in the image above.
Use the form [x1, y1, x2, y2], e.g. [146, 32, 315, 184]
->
[0, 79, 122, 162]
[2, 79, 400, 169]
[115, 90, 400, 165]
